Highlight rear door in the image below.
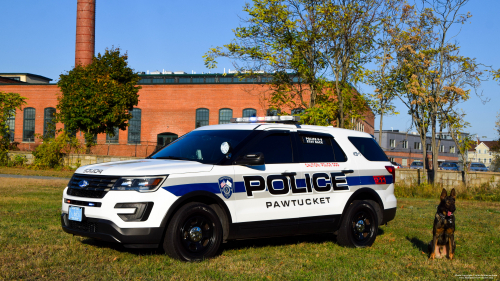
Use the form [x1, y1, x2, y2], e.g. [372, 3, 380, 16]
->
[293, 131, 356, 233]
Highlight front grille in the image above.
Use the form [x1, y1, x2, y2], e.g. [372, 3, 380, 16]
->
[67, 174, 120, 199]
[68, 220, 98, 233]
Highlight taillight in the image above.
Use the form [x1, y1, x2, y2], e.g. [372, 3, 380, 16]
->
[385, 166, 395, 179]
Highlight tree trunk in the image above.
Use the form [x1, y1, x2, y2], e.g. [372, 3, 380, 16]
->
[431, 113, 437, 185]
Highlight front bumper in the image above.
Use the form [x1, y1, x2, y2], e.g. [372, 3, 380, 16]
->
[61, 213, 164, 248]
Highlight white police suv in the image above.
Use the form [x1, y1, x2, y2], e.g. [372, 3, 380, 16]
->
[61, 116, 397, 261]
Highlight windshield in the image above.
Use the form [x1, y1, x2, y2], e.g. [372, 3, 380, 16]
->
[150, 130, 253, 164]
[412, 162, 423, 166]
[441, 163, 456, 167]
[471, 163, 486, 168]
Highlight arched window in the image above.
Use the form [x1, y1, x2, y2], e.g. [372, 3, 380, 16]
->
[128, 108, 141, 144]
[196, 108, 209, 128]
[23, 108, 35, 142]
[267, 108, 280, 116]
[219, 108, 232, 124]
[242, 108, 256, 118]
[291, 108, 304, 116]
[6, 110, 15, 142]
[106, 127, 119, 144]
[43, 107, 56, 138]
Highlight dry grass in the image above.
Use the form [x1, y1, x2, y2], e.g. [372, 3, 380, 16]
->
[1, 177, 499, 280]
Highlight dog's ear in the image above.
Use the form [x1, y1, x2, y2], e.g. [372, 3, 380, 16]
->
[440, 188, 447, 200]
[450, 188, 456, 199]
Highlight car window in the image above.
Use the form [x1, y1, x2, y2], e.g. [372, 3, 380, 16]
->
[244, 133, 293, 164]
[151, 130, 252, 164]
[348, 137, 388, 162]
[296, 134, 347, 163]
[471, 163, 486, 167]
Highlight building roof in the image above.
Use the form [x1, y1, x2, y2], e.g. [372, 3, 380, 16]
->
[468, 140, 499, 151]
[0, 77, 25, 84]
[0, 73, 53, 81]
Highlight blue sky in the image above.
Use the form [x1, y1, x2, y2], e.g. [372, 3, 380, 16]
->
[0, 0, 498, 140]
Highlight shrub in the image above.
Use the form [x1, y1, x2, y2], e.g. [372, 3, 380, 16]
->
[32, 132, 83, 169]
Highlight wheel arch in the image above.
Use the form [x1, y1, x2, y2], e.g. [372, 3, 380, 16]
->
[338, 188, 384, 228]
[160, 191, 232, 241]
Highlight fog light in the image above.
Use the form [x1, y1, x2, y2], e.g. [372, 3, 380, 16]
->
[114, 202, 154, 222]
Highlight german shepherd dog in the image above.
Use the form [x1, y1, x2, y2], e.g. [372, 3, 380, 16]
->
[429, 188, 456, 259]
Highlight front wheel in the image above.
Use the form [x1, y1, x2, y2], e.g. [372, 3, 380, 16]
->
[337, 200, 379, 248]
[163, 202, 223, 261]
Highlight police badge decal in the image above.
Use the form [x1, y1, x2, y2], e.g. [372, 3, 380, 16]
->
[218, 176, 234, 199]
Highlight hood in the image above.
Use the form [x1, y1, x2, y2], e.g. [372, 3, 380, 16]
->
[75, 159, 213, 176]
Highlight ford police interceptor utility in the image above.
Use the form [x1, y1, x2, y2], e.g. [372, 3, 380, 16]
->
[61, 116, 397, 261]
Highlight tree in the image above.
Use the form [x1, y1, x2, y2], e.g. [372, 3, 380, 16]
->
[204, 0, 391, 127]
[365, 2, 404, 145]
[389, 2, 487, 182]
[444, 110, 475, 185]
[57, 48, 141, 149]
[0, 91, 27, 164]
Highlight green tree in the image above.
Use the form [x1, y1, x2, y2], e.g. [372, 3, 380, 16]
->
[204, 0, 392, 127]
[0, 91, 27, 164]
[57, 47, 141, 150]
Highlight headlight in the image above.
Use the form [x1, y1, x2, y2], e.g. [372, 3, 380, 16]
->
[111, 176, 167, 192]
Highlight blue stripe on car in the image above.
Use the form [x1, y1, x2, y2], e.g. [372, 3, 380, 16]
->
[163, 175, 393, 196]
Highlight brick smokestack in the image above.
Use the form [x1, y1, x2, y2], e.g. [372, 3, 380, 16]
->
[75, 0, 96, 66]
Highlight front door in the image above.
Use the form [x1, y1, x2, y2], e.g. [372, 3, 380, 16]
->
[232, 130, 301, 238]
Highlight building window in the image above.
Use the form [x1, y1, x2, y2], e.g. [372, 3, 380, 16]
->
[219, 108, 232, 124]
[242, 108, 256, 117]
[291, 108, 305, 116]
[106, 127, 119, 144]
[6, 110, 15, 142]
[389, 157, 395, 162]
[128, 108, 141, 144]
[43, 107, 56, 138]
[267, 109, 280, 116]
[195, 108, 209, 128]
[490, 158, 492, 163]
[390, 139, 396, 148]
[450, 146, 456, 153]
[427, 144, 432, 151]
[402, 140, 408, 149]
[402, 158, 408, 166]
[439, 145, 445, 153]
[23, 107, 35, 142]
[414, 142, 421, 150]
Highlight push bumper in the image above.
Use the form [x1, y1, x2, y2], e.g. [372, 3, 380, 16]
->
[61, 213, 164, 248]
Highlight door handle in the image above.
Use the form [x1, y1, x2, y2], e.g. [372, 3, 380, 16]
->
[341, 170, 354, 174]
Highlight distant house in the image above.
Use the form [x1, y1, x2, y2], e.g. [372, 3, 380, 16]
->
[467, 140, 499, 168]
[0, 73, 52, 84]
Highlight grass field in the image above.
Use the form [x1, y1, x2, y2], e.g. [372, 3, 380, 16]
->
[1, 178, 499, 280]
[0, 167, 74, 178]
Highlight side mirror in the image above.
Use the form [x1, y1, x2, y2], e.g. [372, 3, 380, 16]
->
[234, 152, 265, 166]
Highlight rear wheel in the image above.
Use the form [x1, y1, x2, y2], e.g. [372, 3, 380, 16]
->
[163, 202, 223, 261]
[337, 200, 379, 248]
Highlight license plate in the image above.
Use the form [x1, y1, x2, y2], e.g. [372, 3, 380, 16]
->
[68, 206, 83, 222]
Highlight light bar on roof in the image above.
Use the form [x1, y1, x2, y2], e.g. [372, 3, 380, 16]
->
[230, 115, 300, 123]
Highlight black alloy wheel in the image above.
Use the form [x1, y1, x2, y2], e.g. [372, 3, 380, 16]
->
[163, 202, 223, 261]
[337, 200, 379, 248]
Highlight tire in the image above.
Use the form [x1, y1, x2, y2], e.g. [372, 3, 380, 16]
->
[163, 202, 223, 261]
[337, 200, 379, 248]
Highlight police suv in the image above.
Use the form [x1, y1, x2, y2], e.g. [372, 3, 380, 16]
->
[61, 116, 397, 261]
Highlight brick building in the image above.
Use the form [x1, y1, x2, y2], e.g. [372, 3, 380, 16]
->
[0, 0, 374, 157]
[0, 74, 374, 157]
